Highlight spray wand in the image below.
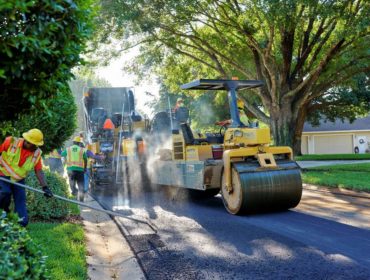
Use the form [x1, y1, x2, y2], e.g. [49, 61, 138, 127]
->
[0, 177, 150, 225]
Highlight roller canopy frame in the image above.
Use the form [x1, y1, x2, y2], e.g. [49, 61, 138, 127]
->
[181, 79, 264, 128]
[180, 79, 263, 91]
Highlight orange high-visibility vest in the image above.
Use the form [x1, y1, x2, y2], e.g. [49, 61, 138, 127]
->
[0, 138, 41, 181]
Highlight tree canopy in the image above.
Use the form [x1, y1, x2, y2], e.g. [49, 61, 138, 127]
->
[96, 0, 369, 153]
[0, 0, 96, 151]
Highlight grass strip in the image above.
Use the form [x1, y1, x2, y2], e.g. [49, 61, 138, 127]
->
[302, 163, 370, 172]
[302, 163, 370, 192]
[28, 222, 87, 280]
[296, 154, 370, 161]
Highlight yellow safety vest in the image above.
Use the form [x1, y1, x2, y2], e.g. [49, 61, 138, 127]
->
[66, 145, 85, 168]
[87, 157, 94, 168]
[239, 110, 249, 126]
[0, 137, 41, 181]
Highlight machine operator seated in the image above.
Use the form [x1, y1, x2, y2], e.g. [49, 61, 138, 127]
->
[173, 98, 189, 123]
[215, 98, 258, 128]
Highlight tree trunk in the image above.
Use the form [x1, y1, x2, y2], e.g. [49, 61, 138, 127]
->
[292, 108, 307, 156]
[269, 105, 299, 156]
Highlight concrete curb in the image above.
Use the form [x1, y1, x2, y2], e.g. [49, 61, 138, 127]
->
[80, 194, 145, 280]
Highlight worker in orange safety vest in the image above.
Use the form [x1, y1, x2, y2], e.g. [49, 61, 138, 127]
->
[0, 129, 53, 226]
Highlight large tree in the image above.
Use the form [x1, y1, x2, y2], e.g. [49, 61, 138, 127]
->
[96, 0, 369, 154]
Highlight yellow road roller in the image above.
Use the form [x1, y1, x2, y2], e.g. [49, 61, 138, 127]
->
[149, 79, 302, 214]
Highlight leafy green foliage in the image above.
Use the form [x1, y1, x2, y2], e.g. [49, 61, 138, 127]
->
[0, 212, 49, 279]
[307, 74, 370, 126]
[95, 0, 370, 153]
[28, 222, 87, 280]
[25, 170, 71, 220]
[8, 89, 77, 153]
[0, 0, 96, 152]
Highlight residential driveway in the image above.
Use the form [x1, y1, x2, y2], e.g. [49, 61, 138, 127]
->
[297, 160, 370, 168]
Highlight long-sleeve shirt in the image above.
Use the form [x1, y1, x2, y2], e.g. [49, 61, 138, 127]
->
[86, 150, 103, 160]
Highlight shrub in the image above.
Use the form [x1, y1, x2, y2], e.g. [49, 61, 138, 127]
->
[25, 170, 71, 220]
[0, 212, 49, 279]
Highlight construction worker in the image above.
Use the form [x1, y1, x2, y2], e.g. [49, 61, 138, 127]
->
[173, 97, 184, 113]
[216, 98, 251, 127]
[61, 136, 87, 201]
[237, 98, 250, 126]
[47, 148, 64, 176]
[84, 147, 104, 192]
[0, 129, 53, 227]
[172, 97, 189, 125]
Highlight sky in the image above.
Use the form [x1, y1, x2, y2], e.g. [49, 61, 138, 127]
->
[95, 50, 160, 117]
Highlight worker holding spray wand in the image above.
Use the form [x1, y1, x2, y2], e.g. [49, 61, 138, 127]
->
[0, 129, 53, 227]
[0, 130, 149, 226]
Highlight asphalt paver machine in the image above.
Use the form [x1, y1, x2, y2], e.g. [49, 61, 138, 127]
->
[149, 79, 302, 214]
[83, 87, 148, 187]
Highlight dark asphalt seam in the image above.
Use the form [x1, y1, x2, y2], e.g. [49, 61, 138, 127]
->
[112, 216, 150, 280]
[133, 244, 164, 256]
[89, 193, 150, 280]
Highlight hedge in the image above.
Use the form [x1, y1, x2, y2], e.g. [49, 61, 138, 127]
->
[0, 212, 49, 279]
[25, 170, 71, 220]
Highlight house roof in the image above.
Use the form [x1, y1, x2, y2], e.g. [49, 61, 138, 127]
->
[303, 115, 370, 132]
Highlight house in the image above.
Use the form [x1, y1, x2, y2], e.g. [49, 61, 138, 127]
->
[301, 115, 370, 154]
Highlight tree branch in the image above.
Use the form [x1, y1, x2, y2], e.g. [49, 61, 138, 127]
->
[283, 38, 346, 101]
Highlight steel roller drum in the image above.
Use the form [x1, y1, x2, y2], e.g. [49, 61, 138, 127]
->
[222, 160, 302, 214]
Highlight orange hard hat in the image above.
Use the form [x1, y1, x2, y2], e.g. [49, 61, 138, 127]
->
[103, 118, 115, 130]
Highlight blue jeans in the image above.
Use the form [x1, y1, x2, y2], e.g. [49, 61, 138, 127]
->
[84, 169, 90, 192]
[0, 176, 28, 227]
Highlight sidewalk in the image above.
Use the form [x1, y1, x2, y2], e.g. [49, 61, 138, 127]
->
[80, 194, 145, 280]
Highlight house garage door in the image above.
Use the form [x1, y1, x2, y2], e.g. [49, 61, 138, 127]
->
[301, 136, 308, 154]
[314, 135, 353, 154]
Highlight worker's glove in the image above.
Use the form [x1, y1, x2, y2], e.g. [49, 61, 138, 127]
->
[42, 186, 53, 198]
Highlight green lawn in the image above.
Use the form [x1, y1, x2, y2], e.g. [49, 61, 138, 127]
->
[302, 163, 370, 192]
[28, 222, 87, 280]
[296, 154, 370, 161]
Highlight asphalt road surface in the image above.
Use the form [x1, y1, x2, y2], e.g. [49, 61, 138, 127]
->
[91, 174, 370, 279]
